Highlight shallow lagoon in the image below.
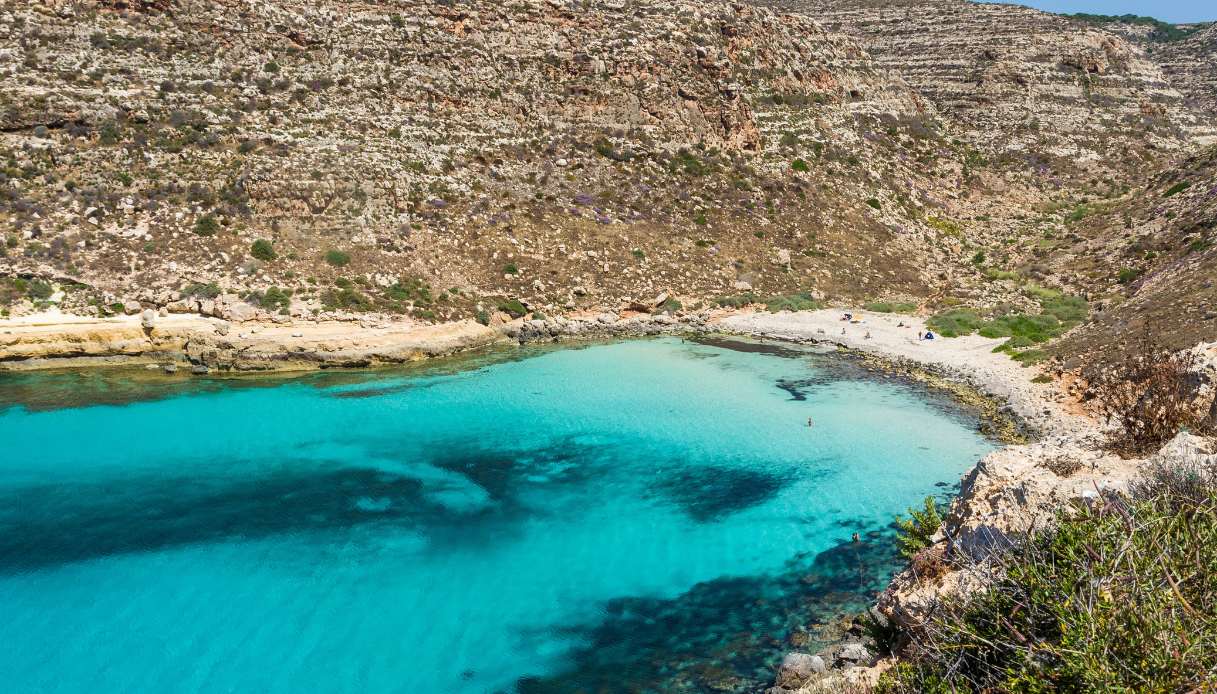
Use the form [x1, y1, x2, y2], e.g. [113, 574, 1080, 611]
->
[0, 337, 993, 693]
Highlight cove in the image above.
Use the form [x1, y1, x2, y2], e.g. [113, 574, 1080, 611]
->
[0, 337, 994, 693]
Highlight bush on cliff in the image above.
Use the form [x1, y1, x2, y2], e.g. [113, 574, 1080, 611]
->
[1091, 347, 1217, 457]
[894, 496, 943, 559]
[877, 464, 1217, 693]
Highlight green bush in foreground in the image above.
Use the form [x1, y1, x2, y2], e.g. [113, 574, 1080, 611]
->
[894, 496, 943, 559]
[879, 465, 1217, 693]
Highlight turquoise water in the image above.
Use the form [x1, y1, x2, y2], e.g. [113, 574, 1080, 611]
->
[0, 337, 993, 693]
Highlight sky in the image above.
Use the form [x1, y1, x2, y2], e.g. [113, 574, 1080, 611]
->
[978, 0, 1215, 23]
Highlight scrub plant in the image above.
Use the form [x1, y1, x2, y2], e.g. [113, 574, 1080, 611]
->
[894, 496, 943, 559]
[877, 464, 1217, 693]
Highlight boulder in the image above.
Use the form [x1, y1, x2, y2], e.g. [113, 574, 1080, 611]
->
[774, 652, 825, 688]
[836, 642, 871, 665]
[224, 302, 258, 322]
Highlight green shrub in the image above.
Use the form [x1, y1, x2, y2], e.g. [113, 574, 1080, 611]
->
[983, 267, 1020, 281]
[764, 292, 820, 313]
[251, 286, 291, 311]
[865, 197, 882, 210]
[321, 287, 371, 311]
[1188, 238, 1214, 254]
[25, 280, 53, 301]
[631, 249, 645, 259]
[250, 239, 276, 261]
[894, 496, 943, 559]
[926, 309, 985, 337]
[791, 158, 810, 172]
[930, 291, 1087, 353]
[1065, 204, 1090, 223]
[386, 277, 432, 306]
[660, 297, 682, 313]
[866, 301, 917, 314]
[1039, 294, 1088, 323]
[878, 470, 1217, 693]
[714, 293, 757, 308]
[502, 263, 519, 275]
[926, 216, 962, 237]
[475, 308, 490, 326]
[1117, 267, 1142, 284]
[1164, 181, 1190, 197]
[497, 299, 527, 318]
[194, 214, 219, 236]
[324, 250, 351, 267]
[184, 282, 221, 299]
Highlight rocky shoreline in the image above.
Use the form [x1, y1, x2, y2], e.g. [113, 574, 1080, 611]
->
[718, 312, 1217, 692]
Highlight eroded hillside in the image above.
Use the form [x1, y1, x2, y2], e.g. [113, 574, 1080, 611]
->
[755, 0, 1215, 166]
[0, 0, 996, 322]
[0, 0, 1215, 367]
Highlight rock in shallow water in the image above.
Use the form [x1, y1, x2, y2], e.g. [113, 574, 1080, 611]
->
[775, 652, 826, 688]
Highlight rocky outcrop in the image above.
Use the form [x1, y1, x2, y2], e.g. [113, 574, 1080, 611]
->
[875, 431, 1216, 634]
[0, 314, 505, 371]
[1156, 24, 1217, 121]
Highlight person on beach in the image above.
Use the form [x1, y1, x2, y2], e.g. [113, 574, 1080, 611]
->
[864, 331, 872, 340]
[807, 417, 814, 428]
[917, 331, 923, 340]
[841, 328, 847, 336]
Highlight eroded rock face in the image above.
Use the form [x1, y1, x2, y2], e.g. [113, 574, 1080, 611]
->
[1157, 24, 1217, 121]
[753, 0, 1215, 168]
[0, 0, 954, 319]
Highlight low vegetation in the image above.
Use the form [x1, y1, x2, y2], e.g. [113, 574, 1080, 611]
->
[865, 301, 917, 314]
[712, 291, 820, 312]
[878, 464, 1217, 693]
[763, 291, 821, 313]
[323, 250, 351, 267]
[926, 290, 1087, 362]
[250, 239, 276, 261]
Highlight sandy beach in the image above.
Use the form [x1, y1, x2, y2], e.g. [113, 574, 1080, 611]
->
[719, 309, 1095, 437]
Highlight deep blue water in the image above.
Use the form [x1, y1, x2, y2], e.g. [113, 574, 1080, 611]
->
[0, 337, 993, 693]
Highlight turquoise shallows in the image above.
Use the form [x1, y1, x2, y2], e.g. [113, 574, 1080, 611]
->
[0, 337, 993, 693]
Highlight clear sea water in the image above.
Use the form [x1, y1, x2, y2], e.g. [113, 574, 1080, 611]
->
[0, 337, 993, 694]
